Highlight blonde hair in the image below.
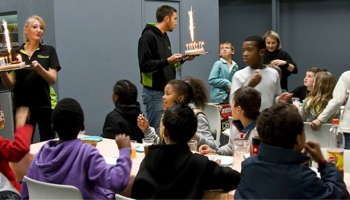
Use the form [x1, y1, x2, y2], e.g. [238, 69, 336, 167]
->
[23, 15, 46, 44]
[305, 71, 336, 117]
[263, 30, 282, 50]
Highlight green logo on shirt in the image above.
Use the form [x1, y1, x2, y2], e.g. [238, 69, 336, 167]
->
[168, 46, 171, 50]
[38, 55, 49, 58]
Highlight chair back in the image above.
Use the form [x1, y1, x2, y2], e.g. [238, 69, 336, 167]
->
[24, 176, 83, 200]
[0, 91, 14, 141]
[202, 103, 222, 147]
[303, 122, 332, 148]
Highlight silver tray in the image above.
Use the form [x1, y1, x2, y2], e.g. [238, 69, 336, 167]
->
[0, 64, 31, 72]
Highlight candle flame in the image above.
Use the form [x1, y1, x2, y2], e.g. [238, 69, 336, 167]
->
[188, 6, 195, 43]
[17, 54, 22, 62]
[2, 19, 11, 54]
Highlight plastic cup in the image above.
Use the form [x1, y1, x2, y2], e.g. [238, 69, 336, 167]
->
[130, 140, 137, 159]
[187, 140, 198, 153]
[233, 139, 250, 154]
[142, 138, 154, 155]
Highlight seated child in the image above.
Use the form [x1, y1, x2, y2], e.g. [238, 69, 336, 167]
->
[131, 104, 240, 199]
[199, 86, 261, 156]
[208, 41, 239, 104]
[291, 67, 322, 102]
[138, 76, 216, 149]
[235, 104, 350, 199]
[301, 71, 338, 122]
[21, 98, 132, 199]
[0, 107, 33, 193]
[101, 80, 144, 143]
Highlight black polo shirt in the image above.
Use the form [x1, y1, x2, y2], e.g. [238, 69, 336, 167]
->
[10, 43, 61, 109]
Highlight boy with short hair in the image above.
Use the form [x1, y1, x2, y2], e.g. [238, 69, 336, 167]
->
[21, 98, 132, 199]
[235, 104, 350, 199]
[230, 35, 292, 111]
[131, 104, 240, 199]
[208, 41, 239, 104]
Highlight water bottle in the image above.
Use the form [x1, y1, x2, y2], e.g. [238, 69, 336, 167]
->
[327, 119, 345, 177]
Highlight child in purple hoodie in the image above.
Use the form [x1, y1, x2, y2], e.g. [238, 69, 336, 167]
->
[21, 98, 132, 199]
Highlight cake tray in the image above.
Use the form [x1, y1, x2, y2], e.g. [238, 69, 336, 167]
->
[0, 64, 32, 72]
[183, 52, 210, 57]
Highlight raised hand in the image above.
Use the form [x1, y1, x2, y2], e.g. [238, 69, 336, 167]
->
[137, 114, 149, 132]
[115, 134, 131, 150]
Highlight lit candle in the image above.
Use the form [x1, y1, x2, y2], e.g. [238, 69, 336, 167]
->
[17, 54, 22, 62]
[2, 19, 12, 63]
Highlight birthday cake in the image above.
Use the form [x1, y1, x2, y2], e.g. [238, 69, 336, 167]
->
[185, 48, 205, 56]
[0, 62, 25, 71]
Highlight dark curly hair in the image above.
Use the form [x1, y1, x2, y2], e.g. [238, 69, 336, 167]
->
[257, 104, 304, 149]
[244, 35, 266, 50]
[113, 80, 138, 106]
[167, 76, 208, 109]
[233, 86, 261, 119]
[163, 104, 197, 143]
[52, 98, 84, 141]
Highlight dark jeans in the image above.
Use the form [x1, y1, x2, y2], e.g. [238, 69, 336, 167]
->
[142, 87, 163, 135]
[0, 191, 20, 200]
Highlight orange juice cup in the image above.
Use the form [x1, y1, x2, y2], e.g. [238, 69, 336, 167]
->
[130, 140, 137, 159]
[142, 138, 154, 155]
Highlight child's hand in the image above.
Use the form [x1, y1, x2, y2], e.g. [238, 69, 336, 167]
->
[199, 144, 216, 155]
[115, 134, 131, 150]
[248, 70, 261, 87]
[278, 92, 293, 104]
[137, 114, 149, 132]
[15, 107, 29, 128]
[304, 141, 325, 163]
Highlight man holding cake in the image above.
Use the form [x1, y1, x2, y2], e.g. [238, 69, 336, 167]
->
[138, 5, 194, 135]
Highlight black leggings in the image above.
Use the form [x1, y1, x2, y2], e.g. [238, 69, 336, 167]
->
[27, 108, 56, 142]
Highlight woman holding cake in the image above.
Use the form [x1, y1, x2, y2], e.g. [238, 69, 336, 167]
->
[0, 15, 61, 142]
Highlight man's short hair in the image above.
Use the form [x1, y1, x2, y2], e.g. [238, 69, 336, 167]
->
[244, 35, 266, 50]
[52, 98, 84, 141]
[257, 104, 304, 149]
[156, 5, 177, 22]
[163, 104, 197, 143]
[233, 86, 261, 120]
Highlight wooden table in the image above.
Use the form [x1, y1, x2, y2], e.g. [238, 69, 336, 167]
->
[12, 138, 350, 199]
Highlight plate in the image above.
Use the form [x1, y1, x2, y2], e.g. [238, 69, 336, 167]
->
[211, 155, 233, 166]
[0, 65, 31, 72]
[136, 144, 144, 153]
[105, 156, 118, 166]
[243, 153, 251, 160]
[82, 136, 103, 142]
